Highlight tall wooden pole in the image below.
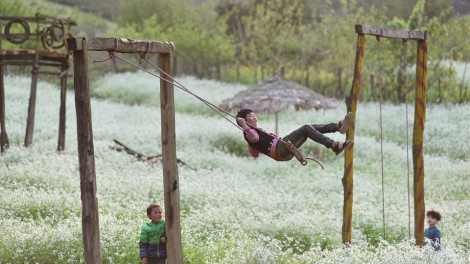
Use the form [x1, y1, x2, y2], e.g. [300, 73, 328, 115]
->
[159, 52, 183, 264]
[413, 31, 428, 246]
[73, 38, 102, 264]
[0, 15, 9, 153]
[343, 33, 366, 245]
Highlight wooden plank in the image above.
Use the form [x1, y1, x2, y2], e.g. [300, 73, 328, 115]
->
[343, 33, 366, 245]
[160, 52, 183, 264]
[73, 39, 102, 263]
[413, 33, 428, 247]
[355, 24, 426, 40]
[67, 37, 175, 54]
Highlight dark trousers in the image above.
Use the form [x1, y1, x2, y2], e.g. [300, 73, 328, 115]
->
[147, 258, 166, 264]
[275, 123, 338, 161]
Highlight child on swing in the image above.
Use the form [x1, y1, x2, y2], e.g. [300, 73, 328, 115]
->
[236, 109, 354, 161]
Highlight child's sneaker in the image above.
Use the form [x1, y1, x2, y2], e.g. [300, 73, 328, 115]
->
[339, 112, 354, 134]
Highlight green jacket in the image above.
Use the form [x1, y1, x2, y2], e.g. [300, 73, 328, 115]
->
[139, 220, 167, 259]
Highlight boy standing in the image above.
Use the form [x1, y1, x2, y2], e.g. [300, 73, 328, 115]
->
[139, 204, 167, 264]
[425, 209, 442, 251]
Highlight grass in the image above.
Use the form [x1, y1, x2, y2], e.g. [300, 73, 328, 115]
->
[0, 73, 469, 263]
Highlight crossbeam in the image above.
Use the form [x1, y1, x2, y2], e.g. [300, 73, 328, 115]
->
[66, 37, 175, 54]
[355, 24, 427, 40]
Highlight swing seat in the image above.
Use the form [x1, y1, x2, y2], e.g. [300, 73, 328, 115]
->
[285, 140, 324, 169]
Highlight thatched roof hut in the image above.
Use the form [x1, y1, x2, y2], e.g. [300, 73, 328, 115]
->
[219, 75, 337, 114]
[219, 75, 337, 133]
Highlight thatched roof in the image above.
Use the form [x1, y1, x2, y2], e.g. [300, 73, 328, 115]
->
[219, 75, 337, 114]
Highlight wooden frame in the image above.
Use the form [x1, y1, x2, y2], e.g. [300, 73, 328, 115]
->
[67, 37, 182, 264]
[343, 24, 428, 246]
[0, 14, 76, 152]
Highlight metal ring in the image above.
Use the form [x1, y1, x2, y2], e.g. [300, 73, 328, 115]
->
[5, 18, 31, 44]
[41, 26, 54, 50]
[51, 17, 66, 42]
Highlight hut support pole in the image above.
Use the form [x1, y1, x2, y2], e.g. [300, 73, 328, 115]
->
[275, 112, 279, 135]
[58, 61, 68, 151]
[24, 65, 39, 147]
[24, 20, 41, 148]
[343, 33, 366, 245]
[73, 38, 102, 264]
[159, 52, 183, 264]
[413, 32, 428, 246]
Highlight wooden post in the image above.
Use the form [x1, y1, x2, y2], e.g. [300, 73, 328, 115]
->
[343, 33, 366, 245]
[413, 31, 428, 246]
[57, 61, 68, 151]
[73, 38, 102, 264]
[0, 14, 9, 153]
[159, 52, 183, 264]
[0, 61, 8, 153]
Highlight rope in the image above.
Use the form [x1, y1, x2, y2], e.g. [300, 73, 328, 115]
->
[92, 40, 324, 168]
[376, 36, 386, 240]
[403, 39, 411, 240]
[96, 50, 243, 131]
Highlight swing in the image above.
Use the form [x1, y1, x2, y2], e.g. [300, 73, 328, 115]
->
[94, 37, 325, 169]
[376, 36, 412, 240]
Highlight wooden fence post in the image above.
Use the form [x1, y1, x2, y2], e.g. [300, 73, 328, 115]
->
[343, 33, 366, 245]
[413, 31, 428, 246]
[159, 52, 183, 264]
[0, 61, 8, 153]
[73, 38, 102, 264]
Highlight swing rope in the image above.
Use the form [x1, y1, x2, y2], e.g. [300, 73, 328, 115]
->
[376, 36, 386, 240]
[95, 39, 243, 132]
[403, 39, 411, 241]
[92, 38, 324, 168]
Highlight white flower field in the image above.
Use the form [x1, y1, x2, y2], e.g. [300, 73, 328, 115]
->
[1, 72, 469, 263]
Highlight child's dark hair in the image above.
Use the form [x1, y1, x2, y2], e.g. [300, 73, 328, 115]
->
[147, 203, 162, 215]
[236, 108, 253, 119]
[426, 209, 442, 221]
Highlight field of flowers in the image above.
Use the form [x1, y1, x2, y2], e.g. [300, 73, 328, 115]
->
[1, 73, 469, 263]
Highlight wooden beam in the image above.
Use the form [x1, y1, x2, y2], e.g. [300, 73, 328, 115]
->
[343, 33, 366, 245]
[73, 38, 102, 263]
[413, 32, 428, 247]
[67, 37, 175, 54]
[355, 24, 427, 40]
[160, 52, 183, 264]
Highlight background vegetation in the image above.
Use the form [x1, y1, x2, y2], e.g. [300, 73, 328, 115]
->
[0, 74, 469, 263]
[1, 0, 470, 103]
[1, 1, 470, 262]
